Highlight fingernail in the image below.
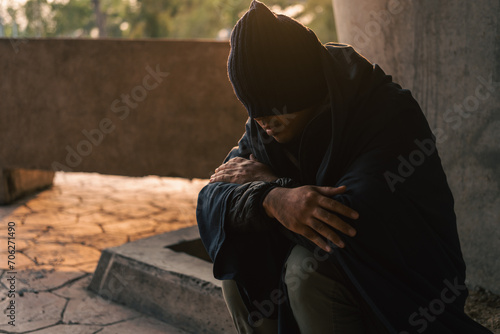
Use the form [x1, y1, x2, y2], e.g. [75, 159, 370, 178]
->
[349, 229, 356, 236]
[351, 212, 359, 219]
[325, 245, 332, 252]
[338, 241, 345, 248]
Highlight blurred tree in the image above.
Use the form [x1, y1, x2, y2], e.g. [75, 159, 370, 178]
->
[24, 0, 95, 37]
[92, 0, 107, 37]
[6, 7, 19, 37]
[295, 0, 337, 42]
[23, 0, 51, 37]
[14, 0, 337, 42]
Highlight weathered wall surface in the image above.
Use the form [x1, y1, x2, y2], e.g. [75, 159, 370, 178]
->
[333, 0, 500, 293]
[0, 39, 248, 179]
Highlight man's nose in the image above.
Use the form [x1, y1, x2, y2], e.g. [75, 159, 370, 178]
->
[261, 116, 276, 126]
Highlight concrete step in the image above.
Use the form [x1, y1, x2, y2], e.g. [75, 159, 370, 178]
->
[88, 226, 234, 334]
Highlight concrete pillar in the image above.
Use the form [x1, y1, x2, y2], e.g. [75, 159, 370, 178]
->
[332, 0, 500, 293]
[0, 169, 55, 204]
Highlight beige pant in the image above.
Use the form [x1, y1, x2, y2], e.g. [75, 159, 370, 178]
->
[222, 244, 386, 334]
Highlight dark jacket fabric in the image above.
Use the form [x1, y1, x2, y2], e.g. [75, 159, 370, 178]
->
[196, 43, 492, 334]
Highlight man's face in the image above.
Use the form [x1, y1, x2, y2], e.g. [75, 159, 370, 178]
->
[254, 107, 316, 143]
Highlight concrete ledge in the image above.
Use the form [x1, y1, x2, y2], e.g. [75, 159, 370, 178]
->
[88, 226, 234, 334]
[0, 168, 55, 204]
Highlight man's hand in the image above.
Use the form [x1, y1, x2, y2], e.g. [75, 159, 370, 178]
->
[210, 154, 278, 184]
[263, 185, 358, 252]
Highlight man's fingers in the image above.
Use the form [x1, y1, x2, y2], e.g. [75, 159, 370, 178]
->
[314, 188, 359, 220]
[313, 208, 356, 237]
[314, 185, 347, 197]
[214, 161, 242, 174]
[209, 173, 223, 183]
[215, 157, 249, 172]
[319, 197, 359, 220]
[210, 171, 234, 183]
[214, 164, 227, 173]
[309, 218, 347, 247]
[302, 226, 336, 252]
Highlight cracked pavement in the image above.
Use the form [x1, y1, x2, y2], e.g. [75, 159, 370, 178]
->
[0, 172, 207, 334]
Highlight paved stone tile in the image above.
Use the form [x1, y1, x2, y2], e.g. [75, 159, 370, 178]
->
[63, 293, 139, 326]
[0, 236, 33, 252]
[62, 204, 102, 215]
[54, 275, 159, 330]
[77, 212, 116, 225]
[31, 190, 81, 203]
[52, 275, 93, 299]
[0, 291, 66, 333]
[0, 204, 33, 220]
[23, 243, 101, 267]
[25, 198, 83, 214]
[0, 206, 16, 220]
[4, 227, 40, 243]
[74, 261, 99, 274]
[106, 192, 153, 203]
[0, 280, 9, 298]
[101, 202, 164, 219]
[23, 212, 78, 227]
[35, 222, 103, 244]
[1, 251, 37, 269]
[29, 324, 102, 334]
[101, 218, 157, 235]
[7, 215, 31, 225]
[75, 233, 130, 251]
[152, 221, 195, 235]
[15, 268, 87, 293]
[98, 316, 191, 334]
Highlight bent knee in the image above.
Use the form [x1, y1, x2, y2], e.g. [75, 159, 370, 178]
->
[284, 245, 324, 299]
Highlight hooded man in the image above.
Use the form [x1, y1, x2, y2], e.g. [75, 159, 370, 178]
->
[196, 1, 493, 333]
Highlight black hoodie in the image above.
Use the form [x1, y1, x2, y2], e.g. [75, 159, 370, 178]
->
[196, 5, 492, 333]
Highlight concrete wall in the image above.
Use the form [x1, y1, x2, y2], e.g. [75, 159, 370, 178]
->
[0, 39, 248, 179]
[333, 0, 500, 293]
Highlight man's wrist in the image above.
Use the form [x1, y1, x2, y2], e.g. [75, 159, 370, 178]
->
[272, 177, 301, 188]
[262, 177, 299, 218]
[262, 175, 279, 183]
[262, 187, 279, 218]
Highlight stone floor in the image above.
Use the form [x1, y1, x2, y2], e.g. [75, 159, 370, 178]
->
[0, 172, 207, 334]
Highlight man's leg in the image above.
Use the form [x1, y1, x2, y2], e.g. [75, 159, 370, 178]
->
[222, 280, 278, 334]
[284, 244, 368, 334]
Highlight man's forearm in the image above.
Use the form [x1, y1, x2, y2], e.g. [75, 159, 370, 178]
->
[262, 187, 286, 218]
[225, 180, 280, 232]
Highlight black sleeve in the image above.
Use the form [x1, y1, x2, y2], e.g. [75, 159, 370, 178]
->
[198, 120, 301, 234]
[225, 180, 278, 232]
[225, 177, 301, 232]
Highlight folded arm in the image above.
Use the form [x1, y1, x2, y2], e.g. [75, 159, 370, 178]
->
[207, 145, 359, 252]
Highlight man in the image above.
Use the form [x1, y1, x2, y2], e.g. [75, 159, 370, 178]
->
[197, 1, 493, 333]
